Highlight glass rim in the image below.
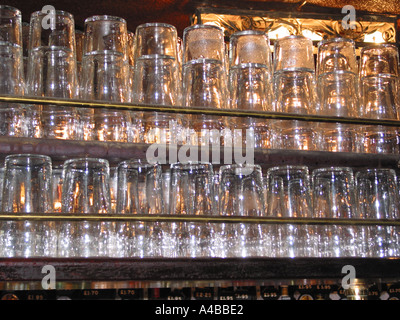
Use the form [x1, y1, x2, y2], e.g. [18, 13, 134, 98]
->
[219, 163, 262, 170]
[0, 5, 21, 16]
[118, 159, 159, 169]
[5, 153, 52, 166]
[170, 162, 213, 170]
[312, 167, 354, 175]
[63, 157, 109, 170]
[355, 168, 397, 175]
[267, 165, 309, 174]
[31, 9, 74, 21]
[85, 15, 127, 24]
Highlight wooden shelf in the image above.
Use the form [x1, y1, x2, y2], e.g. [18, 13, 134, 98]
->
[1, 257, 399, 282]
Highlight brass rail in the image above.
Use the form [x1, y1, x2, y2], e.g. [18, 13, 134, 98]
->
[1, 95, 400, 126]
[0, 213, 399, 226]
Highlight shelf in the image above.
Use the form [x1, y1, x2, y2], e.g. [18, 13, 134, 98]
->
[0, 136, 398, 169]
[1, 257, 399, 282]
[2, 94, 400, 127]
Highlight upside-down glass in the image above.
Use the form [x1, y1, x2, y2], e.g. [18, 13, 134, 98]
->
[167, 162, 216, 257]
[0, 154, 55, 257]
[359, 44, 399, 120]
[182, 58, 228, 109]
[317, 38, 358, 76]
[229, 30, 272, 70]
[271, 120, 317, 151]
[273, 35, 315, 74]
[274, 69, 317, 115]
[116, 160, 163, 257]
[80, 50, 130, 141]
[183, 24, 225, 64]
[142, 112, 185, 146]
[0, 42, 25, 137]
[0, 5, 22, 46]
[356, 168, 399, 257]
[0, 7, 25, 137]
[312, 167, 359, 257]
[232, 117, 271, 150]
[217, 164, 264, 257]
[359, 44, 399, 78]
[229, 63, 273, 111]
[317, 71, 359, 118]
[357, 125, 399, 154]
[265, 165, 314, 257]
[132, 54, 181, 106]
[26, 10, 80, 140]
[0, 8, 25, 135]
[83, 15, 128, 59]
[59, 158, 112, 257]
[360, 75, 399, 120]
[135, 22, 178, 60]
[316, 123, 357, 153]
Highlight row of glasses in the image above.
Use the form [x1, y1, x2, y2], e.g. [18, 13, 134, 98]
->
[0, 153, 399, 258]
[0, 7, 398, 154]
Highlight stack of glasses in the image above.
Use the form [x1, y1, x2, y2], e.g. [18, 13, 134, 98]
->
[0, 5, 398, 154]
[0, 154, 399, 259]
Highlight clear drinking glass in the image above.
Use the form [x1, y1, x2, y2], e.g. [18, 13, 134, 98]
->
[116, 160, 163, 257]
[271, 120, 317, 151]
[273, 35, 315, 74]
[167, 162, 216, 258]
[0, 154, 55, 257]
[229, 30, 272, 71]
[135, 22, 178, 61]
[316, 123, 357, 153]
[312, 167, 359, 257]
[317, 71, 359, 118]
[182, 24, 225, 64]
[273, 70, 317, 115]
[359, 44, 399, 78]
[59, 158, 112, 257]
[317, 38, 358, 76]
[228, 31, 273, 111]
[229, 63, 273, 111]
[356, 168, 399, 257]
[265, 165, 314, 257]
[26, 10, 79, 140]
[217, 164, 264, 257]
[0, 42, 25, 137]
[182, 58, 228, 109]
[83, 15, 128, 60]
[80, 50, 130, 141]
[0, 5, 23, 46]
[359, 44, 399, 120]
[132, 54, 181, 106]
[0, 7, 25, 137]
[357, 125, 399, 154]
[360, 75, 399, 120]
